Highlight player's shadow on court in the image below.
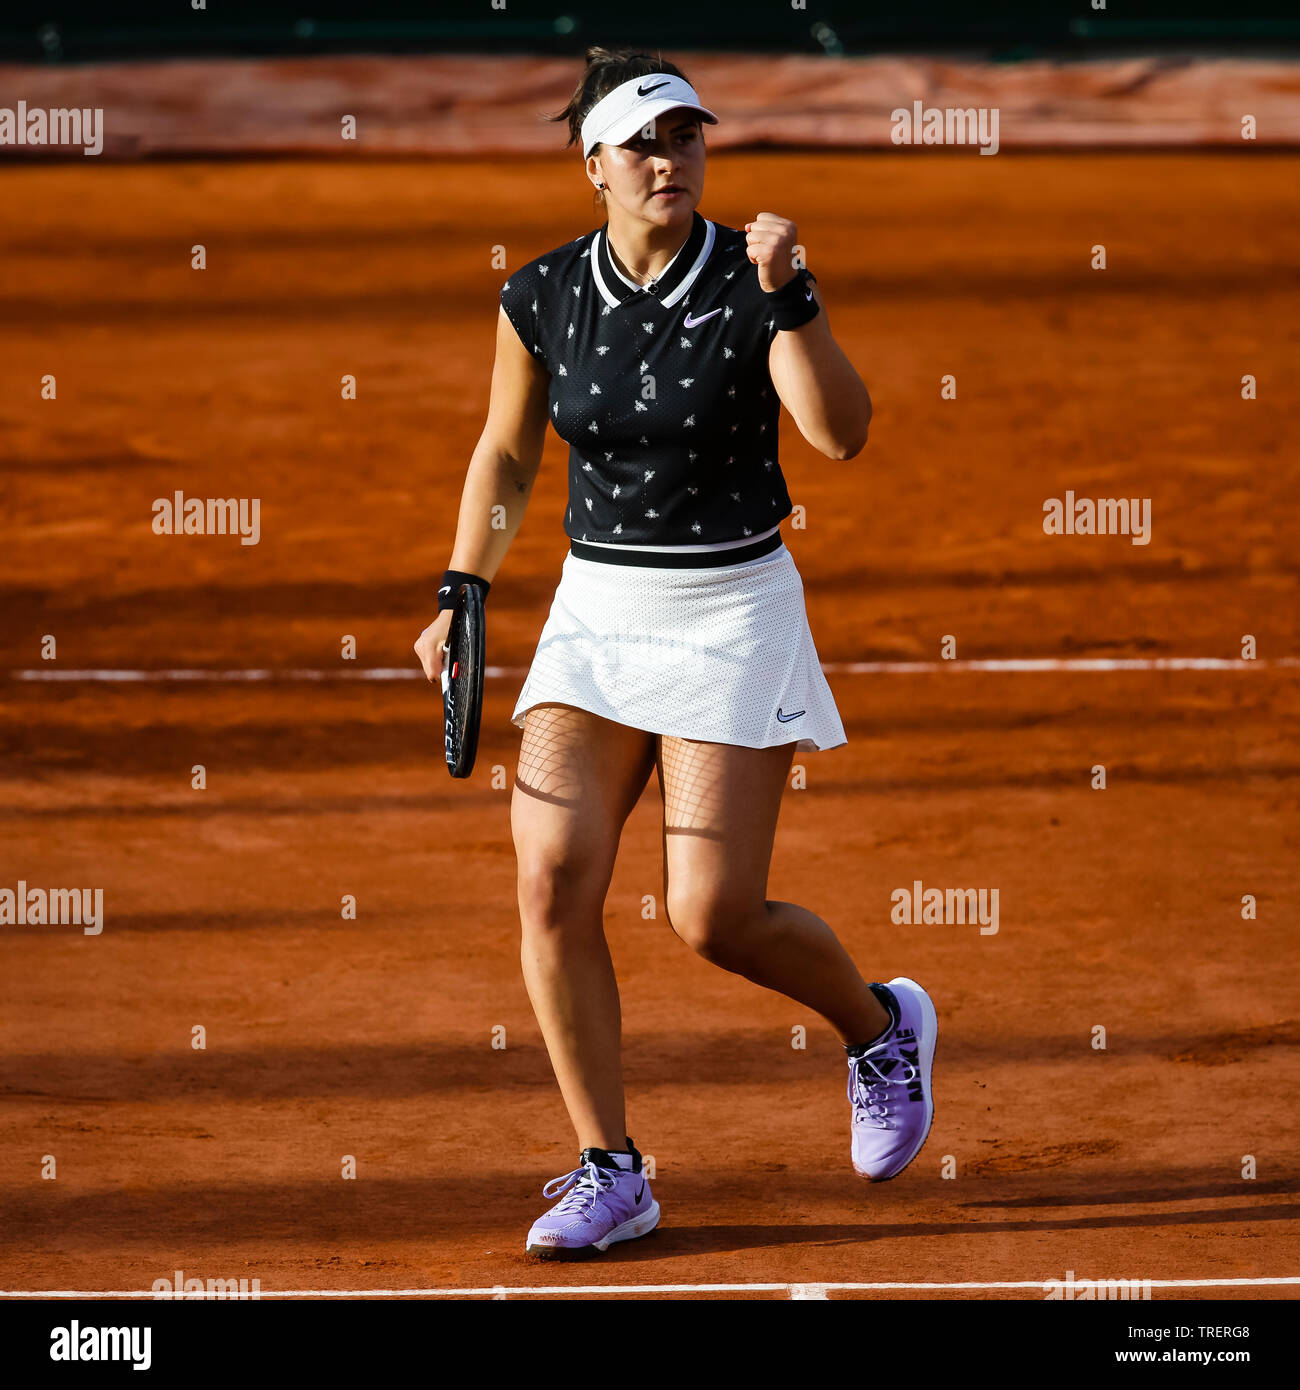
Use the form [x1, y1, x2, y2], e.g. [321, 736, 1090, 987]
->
[594, 1224, 869, 1260]
[957, 1177, 1300, 1209]
[593, 1200, 1300, 1262]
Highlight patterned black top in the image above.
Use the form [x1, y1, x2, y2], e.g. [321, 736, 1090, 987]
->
[499, 211, 793, 552]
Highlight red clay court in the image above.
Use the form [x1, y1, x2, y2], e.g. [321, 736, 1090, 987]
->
[1, 51, 1297, 1301]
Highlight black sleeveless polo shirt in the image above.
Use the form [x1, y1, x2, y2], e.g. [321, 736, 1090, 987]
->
[500, 212, 794, 566]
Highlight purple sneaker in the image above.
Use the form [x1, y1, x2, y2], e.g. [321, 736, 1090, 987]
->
[847, 977, 938, 1181]
[525, 1141, 660, 1260]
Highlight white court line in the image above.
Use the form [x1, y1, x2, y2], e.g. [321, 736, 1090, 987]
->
[829, 658, 1296, 674]
[8, 658, 1296, 683]
[4, 1275, 1299, 1298]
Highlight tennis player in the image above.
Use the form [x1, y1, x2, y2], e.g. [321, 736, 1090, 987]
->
[414, 46, 938, 1260]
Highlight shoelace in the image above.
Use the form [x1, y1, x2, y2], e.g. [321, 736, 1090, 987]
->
[540, 1160, 620, 1221]
[847, 1036, 918, 1128]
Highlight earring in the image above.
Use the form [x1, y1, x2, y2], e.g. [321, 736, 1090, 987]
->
[597, 182, 605, 190]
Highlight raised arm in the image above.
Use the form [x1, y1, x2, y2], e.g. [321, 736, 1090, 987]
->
[746, 212, 871, 461]
[768, 277, 872, 461]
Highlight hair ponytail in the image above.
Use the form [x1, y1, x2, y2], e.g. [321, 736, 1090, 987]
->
[548, 46, 692, 152]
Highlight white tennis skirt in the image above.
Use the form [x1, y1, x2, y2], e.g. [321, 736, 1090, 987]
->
[510, 540, 847, 752]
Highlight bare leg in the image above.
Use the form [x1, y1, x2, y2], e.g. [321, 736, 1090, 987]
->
[657, 735, 889, 1045]
[511, 704, 657, 1151]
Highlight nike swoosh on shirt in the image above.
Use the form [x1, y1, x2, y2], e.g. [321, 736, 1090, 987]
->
[776, 707, 805, 722]
[683, 308, 722, 328]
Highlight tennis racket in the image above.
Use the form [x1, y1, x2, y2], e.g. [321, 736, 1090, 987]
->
[440, 580, 486, 779]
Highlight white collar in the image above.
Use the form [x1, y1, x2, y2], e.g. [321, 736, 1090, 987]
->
[590, 217, 717, 309]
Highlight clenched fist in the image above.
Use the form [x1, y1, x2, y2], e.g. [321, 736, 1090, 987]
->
[744, 212, 802, 293]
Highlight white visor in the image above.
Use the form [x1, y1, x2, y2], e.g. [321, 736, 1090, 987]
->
[580, 73, 717, 159]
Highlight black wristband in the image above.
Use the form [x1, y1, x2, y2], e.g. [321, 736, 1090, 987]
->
[765, 267, 820, 332]
[438, 568, 491, 612]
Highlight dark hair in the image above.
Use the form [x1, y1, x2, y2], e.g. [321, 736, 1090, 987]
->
[549, 45, 694, 152]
